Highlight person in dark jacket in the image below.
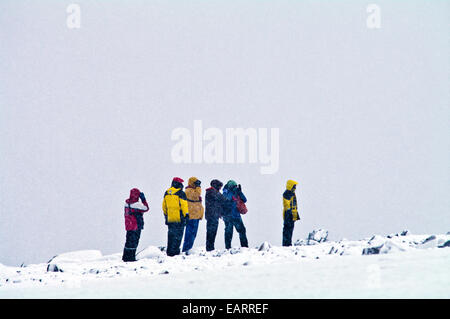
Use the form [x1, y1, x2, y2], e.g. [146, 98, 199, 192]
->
[222, 180, 249, 249]
[162, 177, 189, 256]
[282, 180, 300, 246]
[205, 179, 231, 251]
[123, 188, 149, 262]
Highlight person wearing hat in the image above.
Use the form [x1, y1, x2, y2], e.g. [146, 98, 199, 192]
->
[182, 177, 204, 253]
[222, 180, 249, 249]
[205, 179, 231, 251]
[283, 179, 300, 246]
[162, 177, 189, 256]
[122, 188, 149, 262]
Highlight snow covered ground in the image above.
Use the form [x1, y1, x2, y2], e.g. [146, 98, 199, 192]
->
[1, 231, 449, 298]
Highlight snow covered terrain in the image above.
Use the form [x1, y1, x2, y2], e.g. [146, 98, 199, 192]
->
[1, 231, 449, 298]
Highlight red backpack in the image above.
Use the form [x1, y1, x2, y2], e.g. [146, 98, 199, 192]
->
[234, 195, 248, 215]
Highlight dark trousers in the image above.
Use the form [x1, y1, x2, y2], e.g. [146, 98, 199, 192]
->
[182, 219, 200, 252]
[283, 218, 295, 246]
[122, 229, 141, 262]
[206, 218, 219, 251]
[167, 223, 185, 256]
[224, 216, 248, 249]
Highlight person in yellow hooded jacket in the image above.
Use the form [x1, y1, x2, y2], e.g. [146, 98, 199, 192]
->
[182, 177, 204, 253]
[282, 179, 300, 246]
[162, 177, 189, 256]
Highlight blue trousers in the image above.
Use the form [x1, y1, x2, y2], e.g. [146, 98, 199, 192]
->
[182, 219, 200, 252]
[224, 215, 248, 249]
[283, 218, 295, 246]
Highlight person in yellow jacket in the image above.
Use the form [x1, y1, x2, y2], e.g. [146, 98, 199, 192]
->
[182, 177, 204, 253]
[162, 177, 189, 256]
[283, 179, 300, 246]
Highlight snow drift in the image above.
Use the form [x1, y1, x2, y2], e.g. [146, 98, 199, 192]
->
[0, 230, 449, 298]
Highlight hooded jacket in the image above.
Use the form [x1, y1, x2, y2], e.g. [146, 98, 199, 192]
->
[223, 182, 247, 219]
[283, 180, 299, 221]
[124, 188, 149, 231]
[205, 179, 231, 220]
[185, 177, 204, 220]
[162, 181, 189, 223]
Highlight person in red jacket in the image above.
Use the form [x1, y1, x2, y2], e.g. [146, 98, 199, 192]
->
[122, 188, 149, 262]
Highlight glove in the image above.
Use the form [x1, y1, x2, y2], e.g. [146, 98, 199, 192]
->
[183, 214, 189, 226]
[139, 192, 146, 202]
[194, 180, 201, 187]
[237, 184, 242, 192]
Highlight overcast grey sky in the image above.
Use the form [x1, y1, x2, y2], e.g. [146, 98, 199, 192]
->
[1, 1, 449, 266]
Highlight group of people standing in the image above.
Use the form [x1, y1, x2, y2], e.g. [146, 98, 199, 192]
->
[121, 177, 300, 262]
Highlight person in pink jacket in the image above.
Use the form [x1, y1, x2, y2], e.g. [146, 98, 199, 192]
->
[122, 188, 149, 262]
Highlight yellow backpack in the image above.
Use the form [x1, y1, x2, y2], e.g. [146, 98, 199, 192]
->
[162, 187, 188, 223]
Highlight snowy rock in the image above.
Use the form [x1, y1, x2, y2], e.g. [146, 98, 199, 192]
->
[293, 239, 307, 246]
[379, 240, 405, 254]
[328, 246, 338, 254]
[47, 264, 63, 272]
[422, 235, 436, 244]
[185, 247, 205, 256]
[307, 229, 328, 245]
[295, 229, 329, 246]
[48, 250, 102, 263]
[388, 230, 410, 238]
[362, 246, 382, 255]
[438, 240, 450, 248]
[137, 246, 165, 260]
[363, 240, 406, 255]
[419, 235, 438, 249]
[229, 248, 241, 255]
[368, 235, 385, 247]
[258, 241, 272, 251]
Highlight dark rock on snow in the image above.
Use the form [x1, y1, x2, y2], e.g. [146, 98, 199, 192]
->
[422, 235, 436, 244]
[362, 246, 382, 255]
[258, 241, 272, 251]
[47, 264, 63, 272]
[438, 240, 450, 248]
[307, 229, 329, 245]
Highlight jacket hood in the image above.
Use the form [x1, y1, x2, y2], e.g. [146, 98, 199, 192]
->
[188, 177, 198, 188]
[166, 187, 181, 195]
[286, 180, 298, 191]
[210, 179, 223, 191]
[172, 177, 184, 184]
[225, 180, 237, 189]
[126, 188, 140, 204]
[171, 177, 184, 189]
